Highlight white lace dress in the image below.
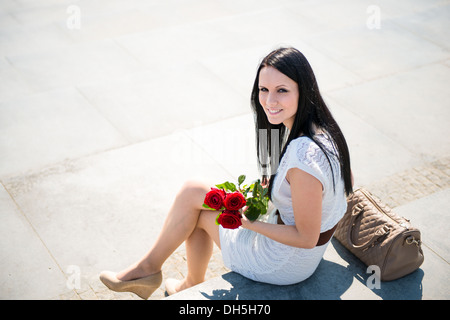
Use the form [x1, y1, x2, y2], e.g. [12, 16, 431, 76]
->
[219, 134, 347, 285]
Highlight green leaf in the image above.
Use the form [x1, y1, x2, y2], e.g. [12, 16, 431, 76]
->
[246, 198, 257, 206]
[215, 181, 236, 192]
[245, 205, 260, 221]
[215, 212, 222, 225]
[214, 182, 225, 190]
[202, 203, 214, 210]
[238, 175, 246, 186]
[228, 182, 237, 192]
[258, 202, 267, 215]
[257, 183, 263, 198]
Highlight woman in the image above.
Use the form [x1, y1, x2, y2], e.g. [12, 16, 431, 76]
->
[99, 47, 353, 299]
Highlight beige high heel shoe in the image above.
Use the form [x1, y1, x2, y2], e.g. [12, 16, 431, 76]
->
[99, 271, 162, 300]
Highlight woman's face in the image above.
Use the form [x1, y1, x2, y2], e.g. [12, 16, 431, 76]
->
[258, 66, 299, 130]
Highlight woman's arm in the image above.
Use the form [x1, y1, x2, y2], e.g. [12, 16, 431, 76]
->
[241, 168, 322, 249]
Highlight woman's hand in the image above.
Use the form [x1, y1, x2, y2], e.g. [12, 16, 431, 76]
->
[240, 213, 253, 229]
[240, 206, 254, 229]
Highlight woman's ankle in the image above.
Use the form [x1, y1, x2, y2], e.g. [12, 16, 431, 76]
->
[182, 277, 204, 290]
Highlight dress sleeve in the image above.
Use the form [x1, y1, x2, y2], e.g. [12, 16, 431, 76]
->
[284, 137, 331, 191]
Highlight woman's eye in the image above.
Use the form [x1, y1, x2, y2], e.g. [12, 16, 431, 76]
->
[259, 87, 288, 93]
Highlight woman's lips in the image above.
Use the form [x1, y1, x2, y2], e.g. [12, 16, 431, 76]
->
[267, 108, 282, 115]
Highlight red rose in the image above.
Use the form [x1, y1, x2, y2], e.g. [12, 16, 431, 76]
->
[223, 191, 246, 211]
[217, 210, 242, 229]
[204, 188, 226, 210]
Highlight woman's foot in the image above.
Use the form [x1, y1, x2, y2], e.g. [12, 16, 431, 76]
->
[164, 278, 199, 296]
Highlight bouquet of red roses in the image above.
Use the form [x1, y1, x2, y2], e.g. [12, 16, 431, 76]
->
[203, 175, 269, 229]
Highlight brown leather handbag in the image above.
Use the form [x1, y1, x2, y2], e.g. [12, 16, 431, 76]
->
[334, 188, 424, 281]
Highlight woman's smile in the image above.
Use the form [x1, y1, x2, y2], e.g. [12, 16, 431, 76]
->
[267, 108, 283, 115]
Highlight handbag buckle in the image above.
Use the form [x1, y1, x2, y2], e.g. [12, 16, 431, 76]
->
[406, 236, 421, 247]
[375, 225, 390, 237]
[352, 203, 364, 216]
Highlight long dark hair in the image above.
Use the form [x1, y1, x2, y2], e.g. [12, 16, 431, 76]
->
[250, 47, 353, 198]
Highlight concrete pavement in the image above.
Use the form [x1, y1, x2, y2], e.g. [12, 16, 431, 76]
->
[0, 0, 449, 300]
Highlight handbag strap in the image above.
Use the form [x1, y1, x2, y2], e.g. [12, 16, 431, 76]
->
[347, 201, 391, 250]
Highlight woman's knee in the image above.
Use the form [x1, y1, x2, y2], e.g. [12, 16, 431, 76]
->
[177, 180, 210, 205]
[180, 180, 209, 195]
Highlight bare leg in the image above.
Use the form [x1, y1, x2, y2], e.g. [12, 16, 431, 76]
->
[116, 180, 220, 282]
[172, 209, 221, 291]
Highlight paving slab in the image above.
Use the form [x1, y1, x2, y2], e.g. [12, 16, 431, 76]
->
[303, 16, 448, 81]
[0, 18, 72, 57]
[328, 63, 450, 160]
[78, 61, 248, 143]
[6, 39, 142, 92]
[0, 57, 33, 103]
[184, 113, 260, 181]
[392, 3, 450, 49]
[323, 97, 422, 187]
[0, 87, 128, 178]
[395, 189, 450, 263]
[0, 183, 68, 299]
